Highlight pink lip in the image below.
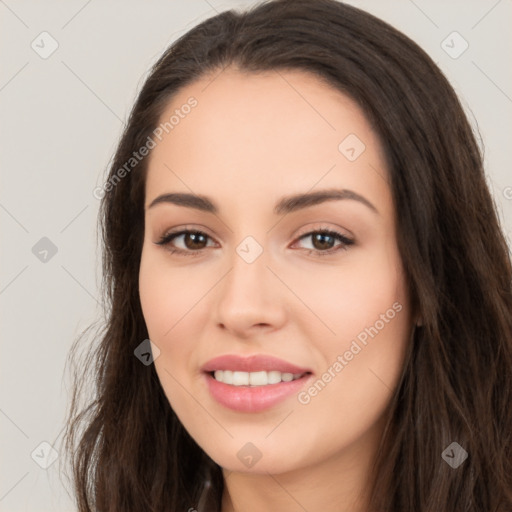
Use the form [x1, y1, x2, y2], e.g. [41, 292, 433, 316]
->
[201, 354, 313, 413]
[201, 354, 312, 374]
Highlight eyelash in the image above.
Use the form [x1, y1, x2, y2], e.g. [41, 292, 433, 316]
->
[155, 226, 354, 258]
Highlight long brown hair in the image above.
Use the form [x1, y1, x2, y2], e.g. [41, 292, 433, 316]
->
[61, 1, 512, 510]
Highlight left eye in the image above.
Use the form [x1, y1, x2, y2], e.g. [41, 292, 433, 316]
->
[293, 230, 354, 255]
[155, 229, 354, 257]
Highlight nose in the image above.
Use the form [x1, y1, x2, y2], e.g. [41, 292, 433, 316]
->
[213, 243, 286, 339]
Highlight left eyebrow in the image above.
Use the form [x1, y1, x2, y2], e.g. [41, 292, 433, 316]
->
[274, 188, 379, 216]
[147, 188, 379, 216]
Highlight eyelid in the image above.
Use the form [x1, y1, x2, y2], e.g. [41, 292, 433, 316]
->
[158, 224, 217, 242]
[293, 222, 353, 240]
[157, 222, 352, 242]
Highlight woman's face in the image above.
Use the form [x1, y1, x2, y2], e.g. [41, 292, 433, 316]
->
[139, 68, 413, 476]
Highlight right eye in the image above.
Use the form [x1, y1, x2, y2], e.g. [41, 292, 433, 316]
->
[155, 229, 216, 256]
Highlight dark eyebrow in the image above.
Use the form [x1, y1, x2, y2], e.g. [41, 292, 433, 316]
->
[147, 188, 379, 215]
[148, 192, 216, 213]
[274, 188, 379, 215]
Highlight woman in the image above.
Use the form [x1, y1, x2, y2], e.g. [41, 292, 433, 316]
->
[62, 0, 512, 510]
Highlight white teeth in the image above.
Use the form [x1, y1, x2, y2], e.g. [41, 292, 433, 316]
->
[267, 371, 282, 384]
[249, 371, 267, 386]
[212, 370, 304, 386]
[232, 371, 249, 386]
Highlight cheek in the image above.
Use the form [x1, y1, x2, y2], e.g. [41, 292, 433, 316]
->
[138, 249, 204, 413]
[139, 247, 204, 341]
[294, 242, 411, 402]
[284, 242, 408, 341]
[289, 256, 410, 463]
[138, 247, 219, 385]
[139, 260, 171, 341]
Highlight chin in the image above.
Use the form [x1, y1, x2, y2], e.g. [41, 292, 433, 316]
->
[202, 441, 307, 475]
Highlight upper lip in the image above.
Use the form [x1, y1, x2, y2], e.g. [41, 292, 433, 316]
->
[201, 354, 312, 374]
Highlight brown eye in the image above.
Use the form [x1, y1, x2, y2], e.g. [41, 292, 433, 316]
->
[155, 228, 354, 258]
[155, 229, 215, 256]
[311, 232, 336, 251]
[180, 231, 208, 250]
[294, 229, 354, 257]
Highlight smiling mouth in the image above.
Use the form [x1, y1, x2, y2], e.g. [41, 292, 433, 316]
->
[208, 370, 312, 386]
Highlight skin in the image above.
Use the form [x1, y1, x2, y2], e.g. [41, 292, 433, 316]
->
[139, 67, 414, 512]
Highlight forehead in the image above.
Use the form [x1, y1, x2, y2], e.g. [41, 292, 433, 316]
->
[145, 68, 392, 217]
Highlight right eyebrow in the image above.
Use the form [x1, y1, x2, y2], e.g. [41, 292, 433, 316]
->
[147, 192, 216, 213]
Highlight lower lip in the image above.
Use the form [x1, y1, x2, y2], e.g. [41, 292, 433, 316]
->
[204, 372, 312, 413]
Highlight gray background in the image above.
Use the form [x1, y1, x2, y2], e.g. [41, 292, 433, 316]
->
[1, 1, 511, 510]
